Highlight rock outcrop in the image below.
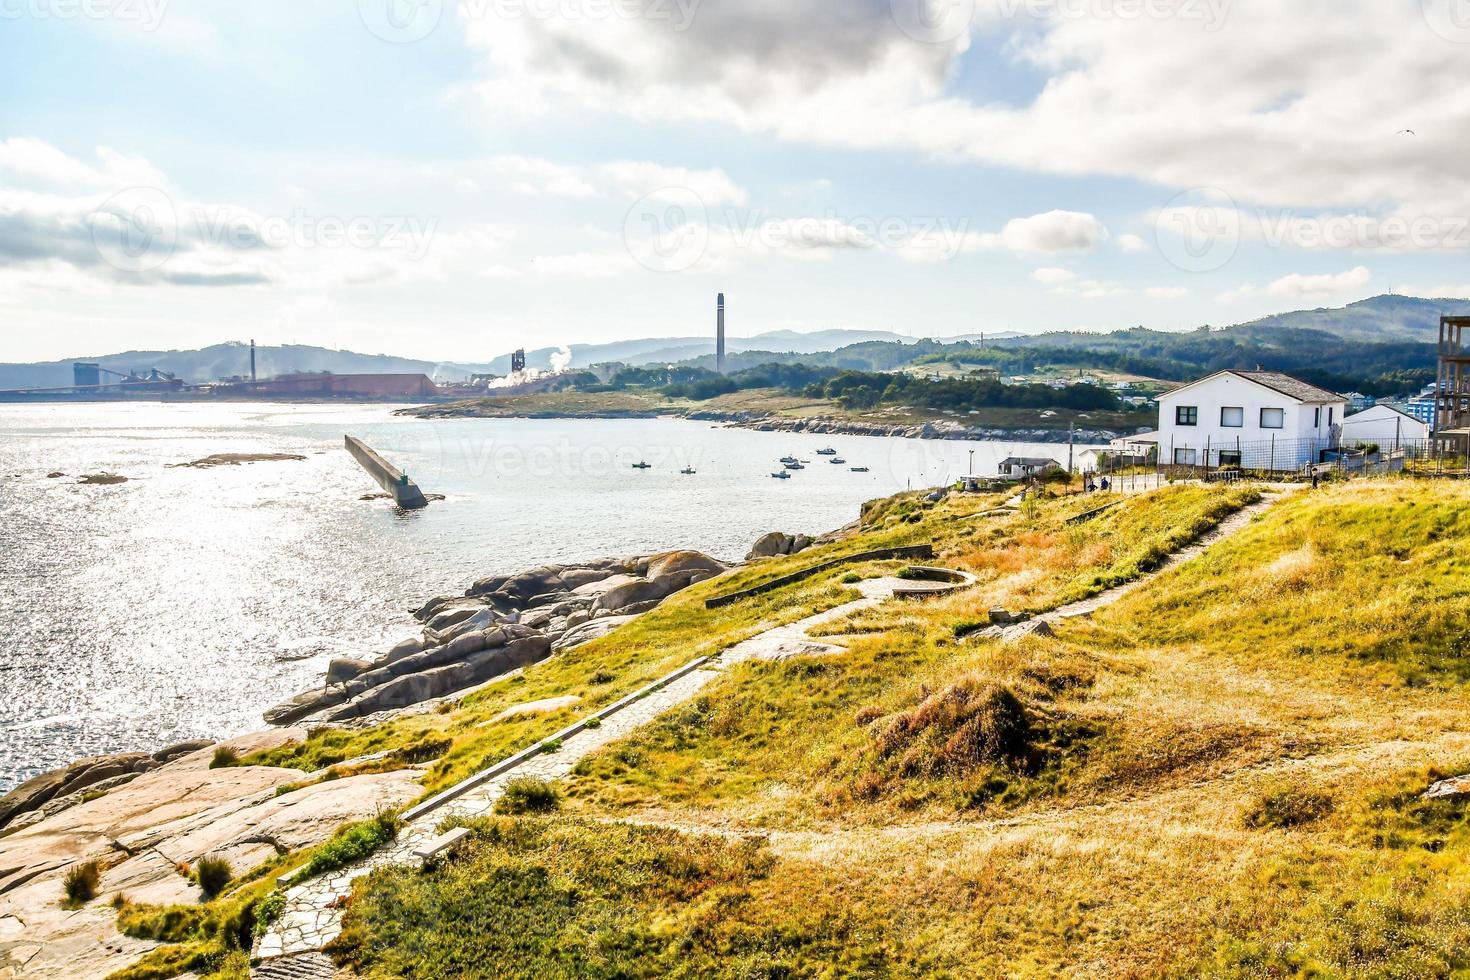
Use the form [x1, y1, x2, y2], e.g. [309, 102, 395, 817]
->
[746, 532, 815, 561]
[263, 551, 729, 726]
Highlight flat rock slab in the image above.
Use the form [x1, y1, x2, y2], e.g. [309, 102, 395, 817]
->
[491, 696, 581, 723]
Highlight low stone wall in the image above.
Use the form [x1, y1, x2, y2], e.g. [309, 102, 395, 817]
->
[705, 545, 935, 609]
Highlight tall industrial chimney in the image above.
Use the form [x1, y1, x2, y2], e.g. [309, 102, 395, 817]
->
[716, 293, 726, 375]
[250, 339, 257, 383]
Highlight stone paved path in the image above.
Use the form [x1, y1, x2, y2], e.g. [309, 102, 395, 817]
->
[253, 487, 1286, 972]
[252, 576, 933, 970]
[973, 490, 1292, 642]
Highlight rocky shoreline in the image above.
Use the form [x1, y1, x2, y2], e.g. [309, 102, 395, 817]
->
[0, 530, 828, 978]
[681, 409, 1122, 445]
[259, 549, 732, 729]
[401, 401, 1125, 444]
[0, 532, 827, 838]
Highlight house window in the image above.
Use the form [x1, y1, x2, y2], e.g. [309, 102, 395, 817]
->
[1175, 406, 1199, 427]
[1218, 451, 1242, 467]
[1174, 448, 1197, 465]
[1314, 407, 1321, 426]
[1220, 406, 1244, 428]
[1261, 408, 1285, 429]
[1328, 407, 1334, 425]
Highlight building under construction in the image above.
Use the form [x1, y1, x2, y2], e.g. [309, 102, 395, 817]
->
[1438, 315, 1470, 436]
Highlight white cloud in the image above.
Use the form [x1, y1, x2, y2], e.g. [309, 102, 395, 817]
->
[0, 140, 508, 296]
[1144, 286, 1190, 299]
[1031, 266, 1077, 285]
[1399, 284, 1470, 300]
[458, 0, 1470, 235]
[480, 156, 747, 206]
[1116, 233, 1148, 254]
[1266, 265, 1372, 300]
[981, 210, 1108, 254]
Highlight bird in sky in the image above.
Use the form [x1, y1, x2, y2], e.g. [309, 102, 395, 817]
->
[1398, 129, 1416, 135]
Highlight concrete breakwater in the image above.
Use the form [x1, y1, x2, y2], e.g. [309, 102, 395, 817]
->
[345, 435, 429, 509]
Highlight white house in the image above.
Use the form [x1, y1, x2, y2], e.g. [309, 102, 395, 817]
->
[1155, 370, 1348, 470]
[997, 456, 1062, 481]
[1340, 403, 1430, 448]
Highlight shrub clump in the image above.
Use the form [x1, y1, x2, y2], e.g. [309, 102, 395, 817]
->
[494, 777, 561, 816]
[62, 860, 101, 906]
[195, 855, 233, 898]
[873, 680, 1036, 778]
[209, 746, 239, 769]
[1245, 786, 1336, 829]
[297, 808, 402, 881]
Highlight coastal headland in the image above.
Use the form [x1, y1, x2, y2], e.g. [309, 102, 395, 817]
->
[399, 387, 1134, 444]
[5, 478, 1470, 979]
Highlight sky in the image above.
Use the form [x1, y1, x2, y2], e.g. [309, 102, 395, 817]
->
[4, 0, 1470, 363]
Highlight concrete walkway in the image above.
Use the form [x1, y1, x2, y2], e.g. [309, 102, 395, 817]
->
[252, 486, 1288, 974]
[251, 575, 949, 973]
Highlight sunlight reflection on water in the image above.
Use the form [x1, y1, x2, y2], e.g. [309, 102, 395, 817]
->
[0, 402, 1088, 789]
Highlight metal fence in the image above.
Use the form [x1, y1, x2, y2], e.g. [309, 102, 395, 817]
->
[1084, 436, 1470, 483]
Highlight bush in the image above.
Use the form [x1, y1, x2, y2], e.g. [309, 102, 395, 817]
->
[195, 856, 232, 898]
[494, 777, 560, 816]
[62, 860, 101, 906]
[871, 680, 1036, 780]
[209, 746, 239, 769]
[841, 573, 862, 584]
[1245, 787, 1336, 829]
[297, 809, 402, 881]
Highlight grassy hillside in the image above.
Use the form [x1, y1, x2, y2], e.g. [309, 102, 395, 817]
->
[317, 480, 1470, 978]
[110, 480, 1470, 978]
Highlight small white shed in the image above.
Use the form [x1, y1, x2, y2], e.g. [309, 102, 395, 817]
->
[1339, 404, 1430, 448]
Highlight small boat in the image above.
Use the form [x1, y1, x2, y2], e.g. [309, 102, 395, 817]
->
[850, 466, 870, 473]
[779, 455, 799, 465]
[830, 458, 846, 465]
[680, 467, 696, 475]
[771, 470, 791, 479]
[783, 461, 805, 470]
[632, 461, 652, 470]
[816, 447, 837, 456]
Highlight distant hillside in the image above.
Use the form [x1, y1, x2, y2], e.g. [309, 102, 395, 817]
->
[509, 328, 922, 373]
[1238, 294, 1470, 342]
[0, 343, 500, 391]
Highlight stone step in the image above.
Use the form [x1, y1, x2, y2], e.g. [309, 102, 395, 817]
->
[252, 952, 339, 980]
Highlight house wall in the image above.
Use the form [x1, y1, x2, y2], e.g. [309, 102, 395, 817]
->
[1157, 375, 1346, 469]
[1340, 406, 1430, 447]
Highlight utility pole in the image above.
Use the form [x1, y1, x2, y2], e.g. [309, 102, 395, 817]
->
[1067, 423, 1075, 477]
[968, 449, 975, 477]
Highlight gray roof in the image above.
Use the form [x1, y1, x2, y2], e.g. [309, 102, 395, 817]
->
[1000, 457, 1062, 466]
[1229, 371, 1344, 404]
